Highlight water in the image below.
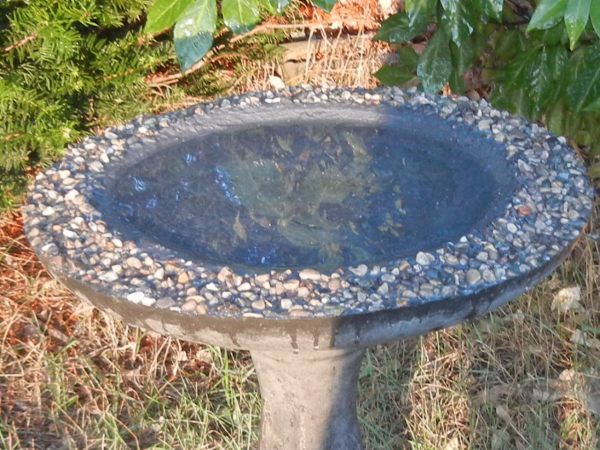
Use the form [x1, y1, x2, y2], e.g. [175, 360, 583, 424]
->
[105, 121, 501, 271]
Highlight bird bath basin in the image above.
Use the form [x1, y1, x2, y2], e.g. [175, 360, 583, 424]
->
[24, 87, 594, 449]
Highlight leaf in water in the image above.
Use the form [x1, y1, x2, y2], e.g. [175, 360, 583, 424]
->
[222, 0, 262, 34]
[564, 0, 592, 49]
[173, 0, 217, 72]
[417, 29, 452, 93]
[233, 211, 247, 241]
[311, 0, 336, 12]
[145, 0, 195, 34]
[527, 0, 567, 31]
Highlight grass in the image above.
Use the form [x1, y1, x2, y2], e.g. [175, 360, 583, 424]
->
[1, 203, 598, 450]
[1, 11, 600, 448]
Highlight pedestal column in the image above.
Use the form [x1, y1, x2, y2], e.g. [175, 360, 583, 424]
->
[250, 348, 365, 450]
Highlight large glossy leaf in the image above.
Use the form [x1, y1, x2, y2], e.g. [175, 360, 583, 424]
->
[145, 0, 195, 34]
[567, 43, 600, 112]
[405, 0, 437, 29]
[374, 13, 428, 43]
[590, 0, 600, 36]
[222, 0, 262, 34]
[375, 47, 420, 86]
[440, 0, 475, 46]
[481, 0, 504, 21]
[174, 0, 217, 71]
[448, 36, 475, 91]
[564, 0, 591, 49]
[527, 0, 567, 31]
[417, 30, 452, 93]
[311, 0, 336, 12]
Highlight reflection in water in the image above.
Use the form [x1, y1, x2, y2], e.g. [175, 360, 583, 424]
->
[106, 122, 495, 271]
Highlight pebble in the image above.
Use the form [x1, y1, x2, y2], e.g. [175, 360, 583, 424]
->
[238, 282, 252, 291]
[299, 269, 321, 282]
[283, 280, 300, 291]
[177, 272, 190, 284]
[466, 269, 482, 285]
[416, 252, 435, 266]
[252, 300, 266, 310]
[280, 299, 293, 310]
[349, 264, 368, 277]
[126, 257, 143, 270]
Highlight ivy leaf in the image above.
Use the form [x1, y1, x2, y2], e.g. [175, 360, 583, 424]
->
[567, 43, 600, 112]
[481, 0, 504, 22]
[374, 13, 428, 43]
[311, 0, 336, 12]
[440, 0, 475, 46]
[583, 96, 600, 111]
[375, 65, 418, 86]
[222, 0, 262, 34]
[145, 0, 195, 34]
[589, 0, 600, 37]
[448, 36, 475, 92]
[268, 0, 290, 13]
[417, 30, 452, 93]
[405, 0, 437, 29]
[564, 0, 591, 49]
[173, 0, 217, 72]
[527, 0, 567, 31]
[375, 47, 420, 86]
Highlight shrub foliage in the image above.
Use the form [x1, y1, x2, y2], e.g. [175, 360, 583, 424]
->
[0, 0, 174, 207]
[375, 0, 600, 179]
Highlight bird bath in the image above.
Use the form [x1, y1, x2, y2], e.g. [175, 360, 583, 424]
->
[24, 87, 594, 449]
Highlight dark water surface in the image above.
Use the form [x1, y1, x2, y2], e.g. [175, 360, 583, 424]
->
[105, 120, 504, 271]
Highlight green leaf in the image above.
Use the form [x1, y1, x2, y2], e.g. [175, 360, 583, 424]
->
[375, 65, 418, 86]
[589, 0, 600, 37]
[567, 43, 600, 112]
[448, 36, 475, 92]
[311, 0, 336, 12]
[145, 0, 195, 34]
[375, 47, 420, 86]
[564, 0, 591, 49]
[222, 0, 262, 34]
[174, 0, 217, 72]
[440, 0, 475, 46]
[269, 0, 290, 13]
[481, 0, 504, 21]
[583, 96, 600, 111]
[527, 0, 567, 31]
[417, 30, 452, 93]
[589, 164, 600, 179]
[405, 0, 437, 29]
[374, 13, 427, 43]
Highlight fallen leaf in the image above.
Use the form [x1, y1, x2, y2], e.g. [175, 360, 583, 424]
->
[551, 286, 582, 313]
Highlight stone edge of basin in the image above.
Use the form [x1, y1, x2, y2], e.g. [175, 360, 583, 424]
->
[22, 86, 595, 320]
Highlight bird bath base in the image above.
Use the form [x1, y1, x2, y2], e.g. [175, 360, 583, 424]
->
[252, 348, 364, 450]
[23, 87, 594, 449]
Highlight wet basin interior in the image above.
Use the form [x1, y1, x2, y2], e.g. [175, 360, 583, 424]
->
[96, 107, 517, 272]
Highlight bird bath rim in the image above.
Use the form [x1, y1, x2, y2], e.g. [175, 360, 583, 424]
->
[23, 86, 594, 322]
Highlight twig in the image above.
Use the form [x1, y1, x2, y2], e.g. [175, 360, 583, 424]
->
[146, 20, 375, 86]
[3, 33, 37, 53]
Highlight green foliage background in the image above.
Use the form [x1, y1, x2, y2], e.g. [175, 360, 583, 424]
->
[0, 0, 178, 208]
[375, 0, 600, 179]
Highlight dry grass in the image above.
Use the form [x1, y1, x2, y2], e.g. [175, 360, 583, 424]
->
[1, 27, 600, 449]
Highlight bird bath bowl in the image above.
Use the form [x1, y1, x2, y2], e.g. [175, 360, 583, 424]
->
[24, 87, 594, 449]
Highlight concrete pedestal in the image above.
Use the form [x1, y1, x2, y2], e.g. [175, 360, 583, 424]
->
[251, 348, 365, 450]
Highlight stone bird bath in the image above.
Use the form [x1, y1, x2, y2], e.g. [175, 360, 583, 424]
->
[23, 87, 594, 449]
